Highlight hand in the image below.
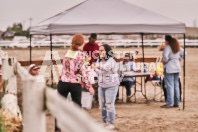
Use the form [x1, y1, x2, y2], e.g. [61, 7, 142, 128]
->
[89, 88, 95, 95]
[91, 64, 100, 69]
[96, 66, 101, 69]
[91, 64, 96, 69]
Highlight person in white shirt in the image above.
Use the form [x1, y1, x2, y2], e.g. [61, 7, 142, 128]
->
[161, 36, 186, 108]
[117, 53, 136, 103]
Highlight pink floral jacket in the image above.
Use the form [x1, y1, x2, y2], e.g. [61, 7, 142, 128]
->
[60, 50, 93, 92]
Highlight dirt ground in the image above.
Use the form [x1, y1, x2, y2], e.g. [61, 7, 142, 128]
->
[3, 47, 198, 132]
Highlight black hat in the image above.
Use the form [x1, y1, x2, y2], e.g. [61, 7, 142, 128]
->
[90, 33, 97, 39]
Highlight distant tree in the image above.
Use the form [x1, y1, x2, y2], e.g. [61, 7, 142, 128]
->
[15, 30, 30, 37]
[6, 23, 29, 38]
[6, 26, 12, 31]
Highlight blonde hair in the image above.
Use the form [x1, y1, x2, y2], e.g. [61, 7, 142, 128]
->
[71, 34, 84, 45]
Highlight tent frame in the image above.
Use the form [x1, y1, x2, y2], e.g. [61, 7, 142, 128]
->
[29, 33, 186, 110]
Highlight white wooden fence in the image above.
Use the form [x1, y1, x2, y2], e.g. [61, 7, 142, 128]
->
[1, 50, 112, 132]
[1, 39, 198, 48]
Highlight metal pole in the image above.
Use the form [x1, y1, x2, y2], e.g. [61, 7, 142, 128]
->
[183, 34, 186, 110]
[50, 34, 53, 86]
[30, 35, 32, 64]
[141, 33, 145, 72]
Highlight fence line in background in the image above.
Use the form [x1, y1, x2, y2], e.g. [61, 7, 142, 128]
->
[1, 39, 198, 48]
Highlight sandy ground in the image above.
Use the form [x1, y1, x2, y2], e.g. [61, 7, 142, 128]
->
[3, 47, 198, 132]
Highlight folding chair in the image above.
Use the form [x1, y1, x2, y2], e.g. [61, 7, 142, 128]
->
[145, 57, 164, 101]
[120, 85, 125, 103]
[116, 85, 125, 103]
[152, 57, 164, 101]
[151, 76, 163, 101]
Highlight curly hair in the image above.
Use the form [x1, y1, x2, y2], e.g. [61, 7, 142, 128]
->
[169, 38, 180, 54]
[98, 44, 115, 62]
[71, 34, 84, 45]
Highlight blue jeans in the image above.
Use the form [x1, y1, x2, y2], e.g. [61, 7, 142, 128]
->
[120, 81, 135, 96]
[164, 70, 180, 106]
[98, 85, 119, 124]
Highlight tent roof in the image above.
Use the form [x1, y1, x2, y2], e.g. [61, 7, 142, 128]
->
[30, 0, 185, 35]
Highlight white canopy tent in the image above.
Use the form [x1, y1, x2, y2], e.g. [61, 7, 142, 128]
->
[30, 0, 185, 35]
[29, 0, 186, 109]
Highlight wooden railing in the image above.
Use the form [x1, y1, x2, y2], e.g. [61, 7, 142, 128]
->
[18, 57, 158, 66]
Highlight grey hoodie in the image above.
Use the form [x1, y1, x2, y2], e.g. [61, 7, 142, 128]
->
[94, 58, 120, 88]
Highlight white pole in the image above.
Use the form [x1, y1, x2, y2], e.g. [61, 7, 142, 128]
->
[16, 63, 46, 132]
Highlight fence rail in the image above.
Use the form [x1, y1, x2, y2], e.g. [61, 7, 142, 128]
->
[18, 57, 158, 67]
[1, 39, 198, 48]
[1, 51, 112, 132]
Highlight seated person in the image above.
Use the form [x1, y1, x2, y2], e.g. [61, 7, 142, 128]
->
[117, 53, 136, 103]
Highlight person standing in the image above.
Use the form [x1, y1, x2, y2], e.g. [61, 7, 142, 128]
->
[161, 35, 185, 108]
[93, 44, 119, 129]
[83, 33, 99, 65]
[55, 34, 94, 132]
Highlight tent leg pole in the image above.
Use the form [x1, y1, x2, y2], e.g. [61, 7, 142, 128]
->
[141, 33, 145, 71]
[50, 34, 53, 87]
[30, 34, 32, 64]
[183, 34, 186, 110]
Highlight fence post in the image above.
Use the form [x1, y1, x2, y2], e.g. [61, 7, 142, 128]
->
[16, 63, 46, 132]
[1, 56, 22, 120]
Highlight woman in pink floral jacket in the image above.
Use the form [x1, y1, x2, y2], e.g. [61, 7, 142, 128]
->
[55, 34, 94, 132]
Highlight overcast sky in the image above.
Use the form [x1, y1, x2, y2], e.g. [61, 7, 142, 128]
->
[0, 0, 197, 31]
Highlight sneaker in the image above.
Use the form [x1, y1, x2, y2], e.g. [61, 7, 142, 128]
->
[106, 124, 115, 130]
[173, 105, 179, 108]
[160, 104, 172, 108]
[101, 122, 108, 127]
